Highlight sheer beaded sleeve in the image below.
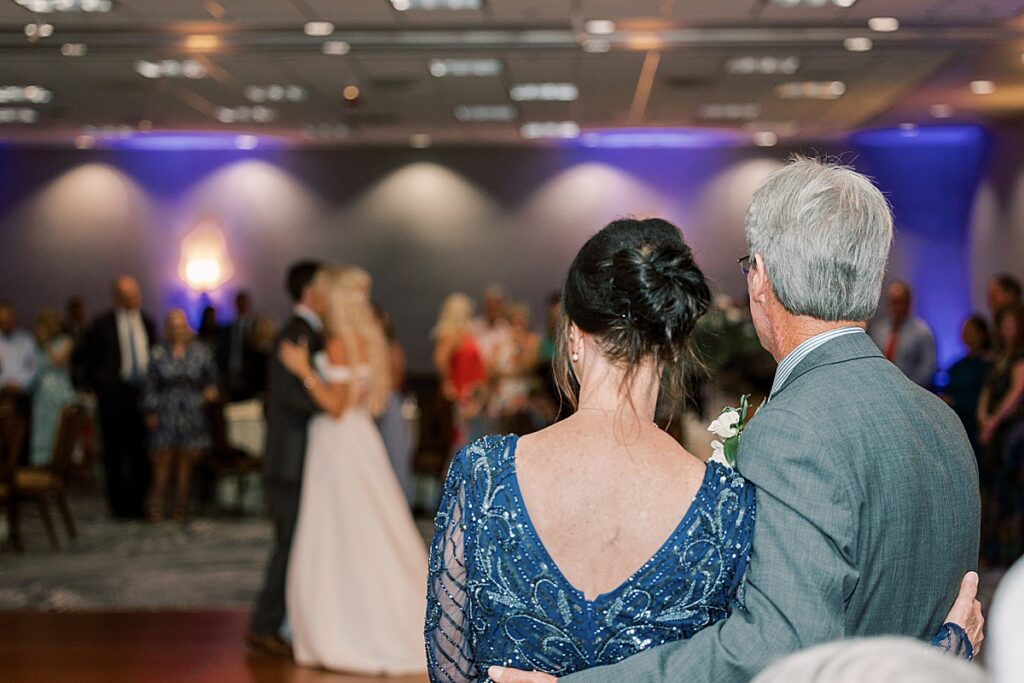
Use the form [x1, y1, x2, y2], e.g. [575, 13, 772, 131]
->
[425, 449, 477, 683]
[931, 622, 974, 661]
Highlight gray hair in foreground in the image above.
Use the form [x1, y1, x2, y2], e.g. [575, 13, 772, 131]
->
[745, 156, 893, 322]
[751, 637, 984, 683]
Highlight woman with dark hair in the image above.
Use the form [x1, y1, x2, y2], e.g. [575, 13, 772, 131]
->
[943, 315, 993, 454]
[978, 305, 1024, 565]
[425, 218, 754, 680]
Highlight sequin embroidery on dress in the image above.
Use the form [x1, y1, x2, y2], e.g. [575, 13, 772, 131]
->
[425, 434, 756, 682]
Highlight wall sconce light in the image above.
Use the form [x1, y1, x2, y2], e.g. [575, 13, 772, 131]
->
[179, 218, 232, 291]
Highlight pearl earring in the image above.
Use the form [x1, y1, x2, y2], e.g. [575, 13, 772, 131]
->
[571, 351, 579, 362]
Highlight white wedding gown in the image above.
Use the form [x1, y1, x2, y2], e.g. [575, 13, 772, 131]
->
[286, 353, 428, 674]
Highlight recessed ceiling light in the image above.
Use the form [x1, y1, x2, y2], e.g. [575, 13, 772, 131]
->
[409, 133, 433, 148]
[843, 37, 873, 52]
[582, 38, 611, 53]
[752, 131, 778, 147]
[16, 0, 112, 11]
[0, 107, 38, 124]
[303, 22, 334, 37]
[138, 119, 153, 131]
[899, 123, 918, 135]
[61, 42, 87, 56]
[391, 0, 481, 9]
[343, 85, 360, 101]
[322, 41, 351, 55]
[775, 81, 846, 99]
[726, 56, 801, 75]
[770, 0, 857, 5]
[135, 59, 206, 79]
[509, 83, 579, 102]
[0, 86, 52, 104]
[969, 80, 996, 95]
[868, 17, 899, 32]
[74, 134, 94, 149]
[24, 22, 54, 39]
[697, 104, 762, 121]
[428, 58, 502, 77]
[454, 105, 517, 122]
[584, 19, 616, 35]
[520, 121, 580, 139]
[930, 104, 953, 119]
[184, 34, 220, 51]
[236, 135, 258, 150]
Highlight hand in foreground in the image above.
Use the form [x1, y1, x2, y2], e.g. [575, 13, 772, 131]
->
[944, 570, 984, 655]
[487, 666, 557, 682]
[279, 339, 313, 379]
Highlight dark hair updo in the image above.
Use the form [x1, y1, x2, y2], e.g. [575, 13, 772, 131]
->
[554, 217, 711, 411]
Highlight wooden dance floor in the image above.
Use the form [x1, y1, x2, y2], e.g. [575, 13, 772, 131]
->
[0, 610, 430, 683]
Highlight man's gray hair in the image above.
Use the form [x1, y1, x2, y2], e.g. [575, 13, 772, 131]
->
[751, 637, 984, 683]
[745, 156, 893, 322]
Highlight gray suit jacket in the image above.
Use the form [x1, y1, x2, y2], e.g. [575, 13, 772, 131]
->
[262, 315, 324, 486]
[569, 332, 980, 682]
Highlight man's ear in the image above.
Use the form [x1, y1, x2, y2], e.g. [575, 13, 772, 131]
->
[749, 253, 770, 304]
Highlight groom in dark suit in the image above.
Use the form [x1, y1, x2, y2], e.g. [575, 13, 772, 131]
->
[85, 275, 157, 519]
[246, 261, 326, 657]
[493, 158, 982, 682]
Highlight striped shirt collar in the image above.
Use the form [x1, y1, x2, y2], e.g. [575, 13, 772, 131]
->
[770, 327, 865, 398]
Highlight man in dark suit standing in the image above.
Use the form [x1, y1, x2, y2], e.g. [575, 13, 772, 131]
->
[217, 289, 258, 401]
[85, 275, 156, 518]
[246, 261, 325, 657]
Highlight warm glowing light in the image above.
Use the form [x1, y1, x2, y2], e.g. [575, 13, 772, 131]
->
[969, 80, 996, 95]
[343, 85, 360, 101]
[584, 19, 616, 35]
[179, 220, 233, 292]
[752, 131, 778, 147]
[322, 40, 350, 55]
[868, 17, 899, 32]
[184, 34, 221, 51]
[843, 37, 873, 52]
[304, 21, 334, 37]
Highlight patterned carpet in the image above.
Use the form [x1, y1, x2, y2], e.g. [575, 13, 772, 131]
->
[0, 487, 436, 611]
[0, 487, 1006, 619]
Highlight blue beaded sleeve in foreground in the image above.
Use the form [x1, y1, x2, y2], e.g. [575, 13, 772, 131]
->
[424, 434, 756, 682]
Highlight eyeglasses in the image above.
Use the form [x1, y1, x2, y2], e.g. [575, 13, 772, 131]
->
[738, 255, 752, 275]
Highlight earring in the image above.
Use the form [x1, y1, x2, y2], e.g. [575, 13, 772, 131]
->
[571, 351, 579, 362]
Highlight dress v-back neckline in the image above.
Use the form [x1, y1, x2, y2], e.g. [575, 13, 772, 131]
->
[505, 434, 712, 604]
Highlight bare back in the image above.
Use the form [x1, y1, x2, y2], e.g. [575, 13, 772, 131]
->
[514, 414, 707, 600]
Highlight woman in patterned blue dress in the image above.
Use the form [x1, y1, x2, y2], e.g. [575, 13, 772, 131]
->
[425, 218, 754, 680]
[142, 309, 219, 523]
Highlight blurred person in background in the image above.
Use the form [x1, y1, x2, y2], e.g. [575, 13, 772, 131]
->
[218, 290, 258, 401]
[474, 284, 511, 368]
[62, 296, 89, 389]
[197, 304, 220, 354]
[870, 281, 937, 389]
[535, 292, 563, 421]
[246, 315, 276, 398]
[374, 302, 413, 503]
[941, 316, 993, 456]
[85, 275, 156, 518]
[988, 274, 1022, 330]
[433, 293, 488, 454]
[0, 300, 38, 462]
[141, 308, 219, 523]
[29, 309, 76, 468]
[491, 302, 541, 433]
[977, 304, 1024, 566]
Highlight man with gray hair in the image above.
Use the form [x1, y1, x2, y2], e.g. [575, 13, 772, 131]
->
[492, 157, 982, 682]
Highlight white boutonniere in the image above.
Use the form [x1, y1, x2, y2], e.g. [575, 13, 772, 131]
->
[708, 394, 751, 469]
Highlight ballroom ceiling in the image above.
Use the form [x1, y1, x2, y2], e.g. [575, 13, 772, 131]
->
[0, 0, 1022, 147]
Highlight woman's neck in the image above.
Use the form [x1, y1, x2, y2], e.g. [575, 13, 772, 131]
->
[574, 359, 659, 423]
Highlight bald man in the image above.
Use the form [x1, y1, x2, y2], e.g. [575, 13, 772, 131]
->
[85, 276, 156, 518]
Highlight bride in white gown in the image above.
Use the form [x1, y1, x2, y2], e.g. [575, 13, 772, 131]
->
[279, 265, 427, 675]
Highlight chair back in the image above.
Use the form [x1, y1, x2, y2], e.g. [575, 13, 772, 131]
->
[50, 404, 84, 484]
[0, 403, 25, 490]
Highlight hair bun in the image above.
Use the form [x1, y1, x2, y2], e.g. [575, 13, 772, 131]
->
[610, 241, 711, 351]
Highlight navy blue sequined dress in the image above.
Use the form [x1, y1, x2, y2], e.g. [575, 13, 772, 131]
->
[425, 434, 756, 682]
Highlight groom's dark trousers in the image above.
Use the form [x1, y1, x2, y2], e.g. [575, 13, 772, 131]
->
[250, 315, 323, 637]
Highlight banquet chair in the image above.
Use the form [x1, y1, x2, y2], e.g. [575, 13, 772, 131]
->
[14, 404, 84, 549]
[199, 400, 261, 515]
[0, 403, 26, 552]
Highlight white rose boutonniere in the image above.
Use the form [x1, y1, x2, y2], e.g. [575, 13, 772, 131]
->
[707, 394, 751, 469]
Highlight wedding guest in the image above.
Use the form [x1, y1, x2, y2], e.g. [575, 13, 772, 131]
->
[433, 293, 488, 454]
[942, 316, 993, 454]
[487, 160, 981, 683]
[218, 290, 258, 400]
[473, 285, 511, 369]
[988, 274, 1022, 327]
[870, 280, 937, 388]
[0, 300, 39, 463]
[246, 260, 325, 658]
[142, 309, 219, 523]
[84, 275, 156, 518]
[374, 303, 414, 503]
[246, 315, 276, 397]
[535, 292, 563, 421]
[197, 305, 220, 353]
[977, 304, 1024, 566]
[29, 309, 76, 468]
[491, 303, 541, 432]
[62, 296, 89, 389]
[751, 637, 984, 683]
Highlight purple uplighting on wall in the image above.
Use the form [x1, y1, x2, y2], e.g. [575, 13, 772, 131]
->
[577, 128, 748, 149]
[851, 125, 989, 372]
